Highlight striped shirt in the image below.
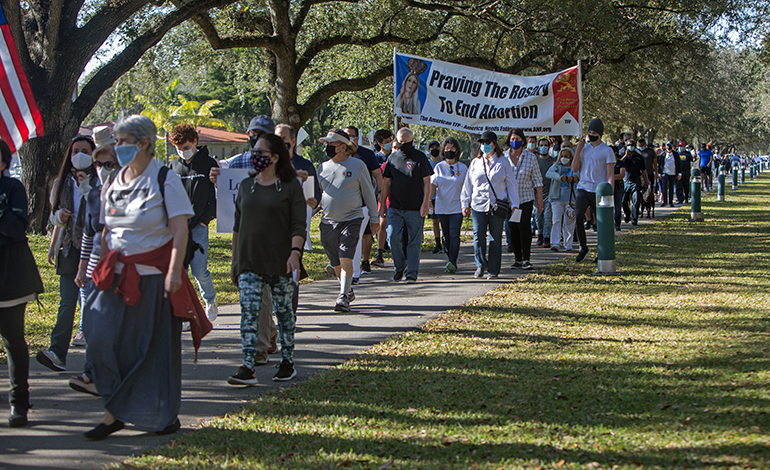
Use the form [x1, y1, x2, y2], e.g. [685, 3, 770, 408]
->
[506, 149, 543, 204]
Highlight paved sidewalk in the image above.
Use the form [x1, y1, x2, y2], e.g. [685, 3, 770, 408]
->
[0, 206, 677, 469]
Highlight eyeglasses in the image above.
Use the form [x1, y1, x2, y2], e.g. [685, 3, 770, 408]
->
[251, 150, 273, 157]
[93, 161, 118, 170]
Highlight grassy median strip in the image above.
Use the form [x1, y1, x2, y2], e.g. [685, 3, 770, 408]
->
[119, 181, 770, 469]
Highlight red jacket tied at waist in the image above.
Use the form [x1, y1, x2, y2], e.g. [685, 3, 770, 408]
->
[92, 241, 212, 357]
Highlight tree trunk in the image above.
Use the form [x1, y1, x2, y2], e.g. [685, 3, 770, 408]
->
[19, 131, 69, 233]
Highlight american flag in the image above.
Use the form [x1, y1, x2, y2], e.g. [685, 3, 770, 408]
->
[0, 4, 44, 153]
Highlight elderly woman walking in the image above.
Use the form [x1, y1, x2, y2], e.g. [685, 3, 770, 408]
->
[85, 115, 210, 440]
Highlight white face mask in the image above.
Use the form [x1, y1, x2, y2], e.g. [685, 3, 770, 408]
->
[71, 152, 92, 171]
[98, 166, 116, 186]
[177, 147, 195, 160]
[561, 157, 571, 165]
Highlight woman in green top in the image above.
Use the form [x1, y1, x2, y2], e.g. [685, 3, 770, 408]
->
[229, 133, 306, 385]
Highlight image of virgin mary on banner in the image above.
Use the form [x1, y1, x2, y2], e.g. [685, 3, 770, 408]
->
[393, 52, 581, 135]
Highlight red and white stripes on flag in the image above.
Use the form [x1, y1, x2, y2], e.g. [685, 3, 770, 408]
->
[0, 5, 44, 153]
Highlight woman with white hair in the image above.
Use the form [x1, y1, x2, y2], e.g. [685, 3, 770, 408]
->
[83, 115, 209, 440]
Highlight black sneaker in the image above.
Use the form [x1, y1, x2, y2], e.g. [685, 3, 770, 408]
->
[361, 260, 372, 273]
[335, 294, 350, 312]
[371, 255, 385, 268]
[510, 261, 522, 269]
[273, 360, 297, 381]
[521, 261, 534, 270]
[227, 365, 258, 386]
[393, 268, 406, 281]
[432, 243, 442, 254]
[348, 288, 355, 302]
[575, 248, 589, 262]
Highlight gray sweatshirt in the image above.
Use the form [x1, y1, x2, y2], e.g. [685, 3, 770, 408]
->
[317, 156, 378, 223]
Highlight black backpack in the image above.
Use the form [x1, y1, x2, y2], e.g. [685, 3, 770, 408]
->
[158, 165, 203, 269]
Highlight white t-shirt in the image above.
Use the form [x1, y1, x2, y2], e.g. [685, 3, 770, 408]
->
[576, 142, 615, 193]
[102, 159, 193, 275]
[431, 161, 467, 214]
[663, 152, 677, 175]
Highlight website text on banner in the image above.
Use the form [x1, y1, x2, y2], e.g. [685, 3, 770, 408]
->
[393, 52, 581, 136]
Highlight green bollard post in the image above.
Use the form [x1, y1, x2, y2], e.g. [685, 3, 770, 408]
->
[691, 169, 703, 221]
[717, 165, 726, 201]
[732, 166, 738, 190]
[741, 165, 745, 184]
[594, 182, 619, 276]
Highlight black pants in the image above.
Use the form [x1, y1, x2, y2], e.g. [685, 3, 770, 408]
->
[0, 303, 29, 410]
[509, 200, 534, 262]
[574, 189, 595, 250]
[662, 174, 677, 205]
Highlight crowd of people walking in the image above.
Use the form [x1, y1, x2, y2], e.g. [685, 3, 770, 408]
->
[1, 112, 742, 439]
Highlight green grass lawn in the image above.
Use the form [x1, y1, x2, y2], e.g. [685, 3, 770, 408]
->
[120, 180, 770, 469]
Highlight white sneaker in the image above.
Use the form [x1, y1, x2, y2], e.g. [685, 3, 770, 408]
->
[205, 300, 218, 322]
[71, 331, 87, 346]
[36, 350, 65, 371]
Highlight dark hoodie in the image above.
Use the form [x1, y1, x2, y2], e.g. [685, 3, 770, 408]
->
[169, 145, 218, 229]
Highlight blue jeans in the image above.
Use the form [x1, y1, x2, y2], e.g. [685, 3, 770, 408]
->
[189, 224, 216, 305]
[614, 186, 624, 228]
[623, 178, 642, 223]
[387, 208, 424, 279]
[535, 196, 553, 239]
[471, 209, 505, 275]
[49, 273, 80, 363]
[438, 213, 463, 266]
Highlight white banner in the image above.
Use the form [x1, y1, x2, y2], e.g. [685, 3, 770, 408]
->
[394, 52, 582, 136]
[216, 169, 251, 233]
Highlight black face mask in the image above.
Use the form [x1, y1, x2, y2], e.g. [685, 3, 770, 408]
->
[249, 135, 259, 149]
[444, 150, 457, 160]
[400, 141, 413, 152]
[430, 148, 440, 157]
[325, 144, 337, 158]
[588, 135, 599, 142]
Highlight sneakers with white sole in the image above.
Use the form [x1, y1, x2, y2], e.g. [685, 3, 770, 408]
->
[36, 350, 65, 371]
[205, 300, 218, 322]
[272, 359, 297, 381]
[227, 365, 258, 386]
[71, 331, 87, 347]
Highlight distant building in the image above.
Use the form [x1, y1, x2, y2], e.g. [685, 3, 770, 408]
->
[195, 126, 250, 160]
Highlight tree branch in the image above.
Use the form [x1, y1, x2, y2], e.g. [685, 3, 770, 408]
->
[189, 9, 282, 52]
[298, 65, 392, 123]
[296, 13, 454, 73]
[293, 0, 360, 32]
[72, 0, 232, 127]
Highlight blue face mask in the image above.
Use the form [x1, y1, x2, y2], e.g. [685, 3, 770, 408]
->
[481, 143, 493, 154]
[510, 140, 523, 150]
[383, 142, 392, 151]
[115, 144, 139, 167]
[539, 146, 549, 155]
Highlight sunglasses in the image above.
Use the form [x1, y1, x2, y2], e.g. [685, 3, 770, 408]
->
[93, 161, 118, 170]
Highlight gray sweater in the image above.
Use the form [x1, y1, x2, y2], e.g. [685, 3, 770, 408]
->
[317, 156, 378, 223]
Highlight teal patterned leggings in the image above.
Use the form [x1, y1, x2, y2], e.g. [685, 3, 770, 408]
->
[238, 272, 296, 368]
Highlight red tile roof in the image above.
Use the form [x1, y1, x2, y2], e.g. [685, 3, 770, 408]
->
[196, 126, 248, 144]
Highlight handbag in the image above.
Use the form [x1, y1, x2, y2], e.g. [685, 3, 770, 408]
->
[483, 158, 511, 219]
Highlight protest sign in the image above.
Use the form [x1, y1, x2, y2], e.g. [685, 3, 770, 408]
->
[394, 52, 581, 136]
[216, 168, 251, 233]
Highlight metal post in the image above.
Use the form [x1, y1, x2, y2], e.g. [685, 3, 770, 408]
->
[732, 166, 738, 190]
[594, 182, 619, 276]
[717, 165, 726, 201]
[751, 164, 755, 180]
[741, 165, 745, 184]
[691, 169, 703, 221]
